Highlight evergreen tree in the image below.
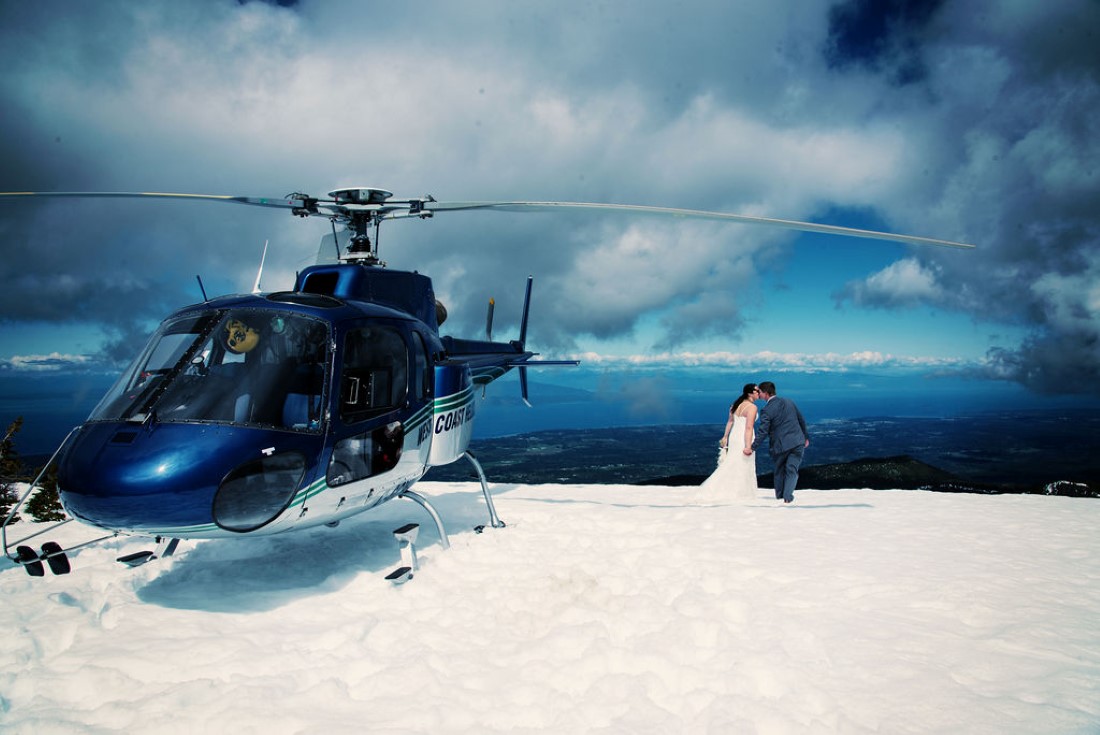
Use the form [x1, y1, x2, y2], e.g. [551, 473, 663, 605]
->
[1, 417, 27, 522]
[25, 462, 66, 523]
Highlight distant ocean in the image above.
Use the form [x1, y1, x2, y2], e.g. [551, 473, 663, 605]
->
[4, 369, 1099, 486]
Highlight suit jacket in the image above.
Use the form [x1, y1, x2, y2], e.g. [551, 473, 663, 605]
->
[752, 396, 808, 457]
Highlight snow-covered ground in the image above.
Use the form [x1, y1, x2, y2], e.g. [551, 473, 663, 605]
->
[3, 482, 1099, 734]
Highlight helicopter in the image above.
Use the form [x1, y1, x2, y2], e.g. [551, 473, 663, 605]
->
[0, 187, 973, 579]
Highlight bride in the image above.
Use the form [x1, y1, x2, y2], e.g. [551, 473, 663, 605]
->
[699, 383, 761, 501]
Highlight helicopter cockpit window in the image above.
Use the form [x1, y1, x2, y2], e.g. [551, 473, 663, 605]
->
[90, 310, 330, 433]
[340, 325, 408, 423]
[90, 313, 219, 422]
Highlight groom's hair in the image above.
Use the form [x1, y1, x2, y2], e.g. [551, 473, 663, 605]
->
[758, 381, 776, 395]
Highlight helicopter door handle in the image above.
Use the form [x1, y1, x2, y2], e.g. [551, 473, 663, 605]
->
[346, 376, 360, 405]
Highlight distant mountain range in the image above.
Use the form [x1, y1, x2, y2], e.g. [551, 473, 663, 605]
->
[644, 456, 1098, 498]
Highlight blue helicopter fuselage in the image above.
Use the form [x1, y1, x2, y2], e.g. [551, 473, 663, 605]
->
[55, 265, 487, 539]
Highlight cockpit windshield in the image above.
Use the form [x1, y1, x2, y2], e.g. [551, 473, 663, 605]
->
[90, 309, 330, 433]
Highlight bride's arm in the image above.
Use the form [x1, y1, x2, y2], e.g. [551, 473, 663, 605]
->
[719, 408, 735, 448]
[742, 404, 758, 451]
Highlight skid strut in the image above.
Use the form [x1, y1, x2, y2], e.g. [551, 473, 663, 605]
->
[387, 453, 505, 582]
[399, 489, 451, 550]
[390, 490, 449, 585]
[464, 451, 506, 532]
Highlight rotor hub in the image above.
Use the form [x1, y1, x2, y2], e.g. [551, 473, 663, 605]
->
[328, 187, 394, 205]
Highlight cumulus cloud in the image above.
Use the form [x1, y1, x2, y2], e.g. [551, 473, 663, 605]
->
[837, 257, 945, 308]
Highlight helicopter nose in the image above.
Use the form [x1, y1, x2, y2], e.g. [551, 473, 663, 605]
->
[57, 424, 225, 533]
[56, 423, 308, 536]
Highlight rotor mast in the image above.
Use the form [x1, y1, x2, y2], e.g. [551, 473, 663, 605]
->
[325, 187, 438, 267]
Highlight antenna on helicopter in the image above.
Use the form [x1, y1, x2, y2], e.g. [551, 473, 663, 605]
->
[251, 240, 268, 294]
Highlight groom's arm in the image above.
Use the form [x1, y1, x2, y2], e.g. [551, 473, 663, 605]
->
[750, 404, 772, 452]
[795, 402, 809, 446]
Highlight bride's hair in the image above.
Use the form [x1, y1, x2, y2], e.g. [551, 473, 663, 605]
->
[731, 383, 757, 413]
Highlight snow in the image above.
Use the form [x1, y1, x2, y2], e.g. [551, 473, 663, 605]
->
[3, 482, 1099, 734]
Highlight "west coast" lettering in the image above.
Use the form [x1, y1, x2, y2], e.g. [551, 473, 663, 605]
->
[435, 405, 475, 434]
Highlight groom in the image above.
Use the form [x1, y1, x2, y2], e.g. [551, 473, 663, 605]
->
[743, 381, 809, 504]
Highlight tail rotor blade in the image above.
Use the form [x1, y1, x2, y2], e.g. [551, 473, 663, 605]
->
[519, 366, 531, 408]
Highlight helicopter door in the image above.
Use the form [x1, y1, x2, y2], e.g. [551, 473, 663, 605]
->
[338, 325, 407, 421]
[326, 325, 409, 488]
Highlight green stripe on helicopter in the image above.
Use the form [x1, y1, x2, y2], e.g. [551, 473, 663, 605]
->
[471, 366, 508, 385]
[434, 386, 476, 412]
[406, 402, 433, 430]
[142, 522, 220, 536]
[288, 476, 328, 509]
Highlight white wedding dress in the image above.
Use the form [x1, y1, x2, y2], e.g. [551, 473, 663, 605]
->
[698, 415, 759, 502]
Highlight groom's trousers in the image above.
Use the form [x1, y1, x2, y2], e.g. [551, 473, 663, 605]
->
[773, 445, 805, 502]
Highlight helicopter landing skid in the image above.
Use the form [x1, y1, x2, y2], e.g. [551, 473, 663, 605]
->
[116, 537, 181, 568]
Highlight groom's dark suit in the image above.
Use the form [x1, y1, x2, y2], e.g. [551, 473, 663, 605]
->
[751, 396, 809, 502]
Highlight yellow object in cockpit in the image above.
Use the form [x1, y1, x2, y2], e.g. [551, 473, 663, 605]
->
[225, 319, 260, 353]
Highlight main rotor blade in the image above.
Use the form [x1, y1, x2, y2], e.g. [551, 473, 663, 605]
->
[0, 191, 307, 210]
[0, 190, 974, 249]
[423, 200, 974, 249]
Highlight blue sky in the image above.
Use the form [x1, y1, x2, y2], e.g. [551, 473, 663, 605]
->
[1, 0, 1098, 419]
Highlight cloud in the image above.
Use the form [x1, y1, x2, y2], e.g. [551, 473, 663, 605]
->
[836, 257, 945, 308]
[572, 349, 974, 373]
[984, 250, 1100, 392]
[2, 353, 94, 372]
[0, 0, 1097, 394]
[824, 0, 947, 85]
[825, 0, 1100, 392]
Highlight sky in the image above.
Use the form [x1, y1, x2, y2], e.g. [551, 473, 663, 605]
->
[3, 481, 1099, 732]
[1, 0, 1098, 396]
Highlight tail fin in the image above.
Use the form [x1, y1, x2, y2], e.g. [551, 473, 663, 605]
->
[517, 275, 532, 349]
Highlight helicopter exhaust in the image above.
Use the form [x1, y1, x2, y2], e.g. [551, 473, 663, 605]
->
[486, 297, 495, 341]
